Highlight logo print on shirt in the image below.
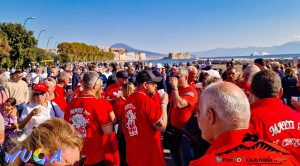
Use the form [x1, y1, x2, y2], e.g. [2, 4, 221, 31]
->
[71, 113, 88, 138]
[126, 109, 138, 136]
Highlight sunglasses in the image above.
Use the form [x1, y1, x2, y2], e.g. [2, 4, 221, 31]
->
[33, 92, 46, 96]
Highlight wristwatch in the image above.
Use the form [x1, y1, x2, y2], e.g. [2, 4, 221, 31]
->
[173, 86, 178, 90]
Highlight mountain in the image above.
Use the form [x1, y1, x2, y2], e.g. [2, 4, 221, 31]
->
[111, 43, 166, 58]
[192, 41, 300, 57]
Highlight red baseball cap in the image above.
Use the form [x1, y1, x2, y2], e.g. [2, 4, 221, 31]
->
[33, 83, 48, 93]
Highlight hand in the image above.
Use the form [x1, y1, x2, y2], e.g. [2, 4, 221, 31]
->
[30, 108, 41, 117]
[291, 99, 300, 111]
[8, 108, 17, 117]
[169, 77, 178, 88]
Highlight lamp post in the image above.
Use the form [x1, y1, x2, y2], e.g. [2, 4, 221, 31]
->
[23, 17, 36, 26]
[46, 37, 54, 52]
[53, 42, 59, 50]
[37, 30, 46, 47]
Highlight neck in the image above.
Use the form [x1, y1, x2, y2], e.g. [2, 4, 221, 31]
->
[180, 82, 189, 88]
[82, 89, 96, 96]
[39, 101, 48, 106]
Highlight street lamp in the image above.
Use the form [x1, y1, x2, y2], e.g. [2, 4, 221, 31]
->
[46, 37, 54, 51]
[23, 17, 36, 26]
[37, 29, 46, 47]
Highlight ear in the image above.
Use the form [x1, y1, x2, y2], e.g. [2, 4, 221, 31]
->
[206, 108, 216, 125]
[279, 88, 283, 98]
[142, 82, 148, 90]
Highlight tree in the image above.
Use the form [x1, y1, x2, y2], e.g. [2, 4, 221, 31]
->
[0, 23, 37, 67]
[0, 29, 12, 64]
[57, 42, 114, 62]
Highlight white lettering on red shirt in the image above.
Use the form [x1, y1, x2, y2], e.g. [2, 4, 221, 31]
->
[269, 120, 295, 136]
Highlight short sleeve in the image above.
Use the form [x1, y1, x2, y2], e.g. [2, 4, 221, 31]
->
[144, 98, 162, 125]
[95, 100, 112, 126]
[181, 89, 198, 107]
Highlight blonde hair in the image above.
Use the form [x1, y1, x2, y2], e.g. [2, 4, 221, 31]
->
[122, 82, 135, 97]
[10, 118, 82, 166]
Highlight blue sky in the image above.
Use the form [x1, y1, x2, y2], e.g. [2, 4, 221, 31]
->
[1, 0, 300, 53]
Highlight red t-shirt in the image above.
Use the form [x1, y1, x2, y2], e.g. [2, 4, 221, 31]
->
[170, 85, 198, 129]
[250, 98, 300, 162]
[55, 85, 65, 97]
[64, 94, 112, 165]
[236, 81, 251, 98]
[189, 129, 299, 166]
[122, 91, 165, 166]
[105, 83, 120, 100]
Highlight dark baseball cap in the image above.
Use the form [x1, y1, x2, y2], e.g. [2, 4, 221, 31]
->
[136, 70, 162, 84]
[116, 71, 128, 79]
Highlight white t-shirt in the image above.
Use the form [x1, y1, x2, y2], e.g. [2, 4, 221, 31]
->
[20, 101, 64, 135]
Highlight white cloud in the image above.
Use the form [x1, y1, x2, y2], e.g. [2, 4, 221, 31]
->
[293, 35, 300, 39]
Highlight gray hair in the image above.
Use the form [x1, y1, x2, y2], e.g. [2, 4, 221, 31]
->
[271, 62, 280, 71]
[82, 71, 100, 89]
[178, 66, 189, 78]
[57, 71, 70, 83]
[201, 82, 250, 131]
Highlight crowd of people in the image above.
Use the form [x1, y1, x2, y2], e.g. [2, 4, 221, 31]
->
[0, 57, 299, 166]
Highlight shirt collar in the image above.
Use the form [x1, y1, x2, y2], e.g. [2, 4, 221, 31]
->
[251, 97, 283, 109]
[206, 129, 251, 154]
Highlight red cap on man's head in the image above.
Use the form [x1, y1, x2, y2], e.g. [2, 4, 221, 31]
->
[33, 83, 48, 93]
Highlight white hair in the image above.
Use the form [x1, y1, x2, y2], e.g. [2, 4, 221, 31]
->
[201, 82, 250, 131]
[243, 64, 260, 83]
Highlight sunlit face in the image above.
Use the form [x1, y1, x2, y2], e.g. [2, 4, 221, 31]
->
[227, 68, 237, 82]
[33, 90, 47, 103]
[188, 70, 199, 83]
[44, 146, 81, 166]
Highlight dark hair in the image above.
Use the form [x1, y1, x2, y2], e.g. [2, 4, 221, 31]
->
[136, 70, 151, 84]
[5, 98, 17, 106]
[254, 58, 266, 66]
[251, 70, 281, 99]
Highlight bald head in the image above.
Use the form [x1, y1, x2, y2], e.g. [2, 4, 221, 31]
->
[243, 64, 260, 83]
[198, 82, 250, 142]
[188, 66, 198, 83]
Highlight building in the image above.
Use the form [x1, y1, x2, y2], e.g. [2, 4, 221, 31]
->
[169, 53, 190, 59]
[97, 45, 110, 52]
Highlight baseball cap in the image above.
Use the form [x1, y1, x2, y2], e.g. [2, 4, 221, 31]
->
[33, 83, 48, 93]
[136, 70, 162, 84]
[155, 63, 164, 69]
[116, 71, 128, 79]
[203, 69, 221, 78]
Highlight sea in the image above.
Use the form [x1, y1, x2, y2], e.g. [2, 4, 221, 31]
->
[142, 53, 300, 65]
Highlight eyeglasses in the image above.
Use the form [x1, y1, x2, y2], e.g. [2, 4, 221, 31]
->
[33, 92, 46, 96]
[93, 77, 101, 87]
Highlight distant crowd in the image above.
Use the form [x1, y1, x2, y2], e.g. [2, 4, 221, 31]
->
[0, 57, 299, 166]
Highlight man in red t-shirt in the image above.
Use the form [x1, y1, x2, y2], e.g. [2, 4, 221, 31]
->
[105, 70, 128, 114]
[236, 64, 260, 99]
[190, 82, 299, 166]
[122, 70, 168, 166]
[169, 67, 199, 166]
[250, 70, 300, 162]
[65, 71, 113, 166]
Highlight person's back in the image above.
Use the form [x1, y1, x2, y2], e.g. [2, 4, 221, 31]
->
[190, 129, 299, 165]
[123, 91, 164, 166]
[65, 71, 112, 165]
[250, 70, 300, 161]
